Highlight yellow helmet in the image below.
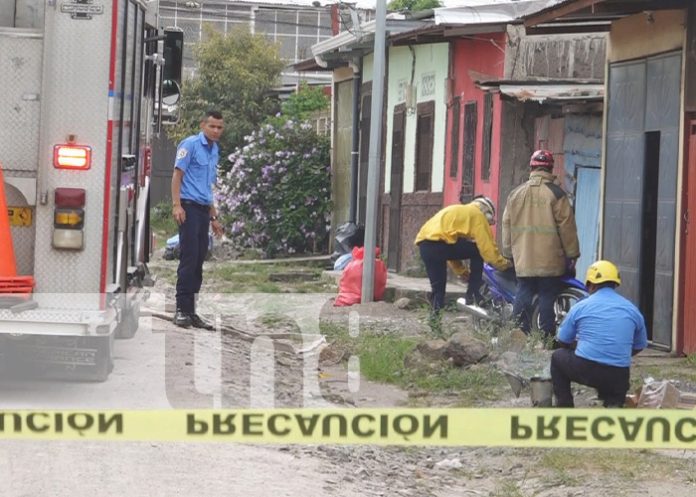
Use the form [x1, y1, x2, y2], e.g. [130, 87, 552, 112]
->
[585, 260, 621, 286]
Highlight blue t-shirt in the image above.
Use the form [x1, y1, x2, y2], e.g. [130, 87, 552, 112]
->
[175, 132, 219, 205]
[557, 287, 648, 367]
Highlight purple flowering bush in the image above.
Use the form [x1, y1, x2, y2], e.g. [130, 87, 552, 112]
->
[216, 120, 331, 257]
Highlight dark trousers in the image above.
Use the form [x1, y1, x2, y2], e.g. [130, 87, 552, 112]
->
[418, 239, 483, 311]
[551, 348, 630, 407]
[176, 201, 210, 313]
[512, 276, 562, 335]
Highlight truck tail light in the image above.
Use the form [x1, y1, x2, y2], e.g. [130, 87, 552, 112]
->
[53, 144, 92, 170]
[53, 187, 85, 250]
[141, 146, 152, 186]
[54, 209, 84, 228]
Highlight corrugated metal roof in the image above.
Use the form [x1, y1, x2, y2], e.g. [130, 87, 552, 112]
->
[246, 0, 561, 7]
[493, 83, 604, 102]
[311, 19, 428, 57]
[434, 0, 566, 25]
[231, 0, 376, 8]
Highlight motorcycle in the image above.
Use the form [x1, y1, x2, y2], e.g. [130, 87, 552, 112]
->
[456, 263, 588, 333]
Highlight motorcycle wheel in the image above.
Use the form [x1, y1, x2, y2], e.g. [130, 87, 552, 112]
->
[467, 281, 491, 332]
[468, 281, 512, 333]
[531, 287, 586, 333]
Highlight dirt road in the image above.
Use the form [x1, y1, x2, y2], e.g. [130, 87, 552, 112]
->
[1, 269, 695, 496]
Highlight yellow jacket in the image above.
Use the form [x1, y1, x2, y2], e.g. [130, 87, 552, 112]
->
[415, 203, 511, 274]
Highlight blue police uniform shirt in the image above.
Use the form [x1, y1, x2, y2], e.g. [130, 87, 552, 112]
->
[174, 131, 219, 205]
[557, 287, 648, 368]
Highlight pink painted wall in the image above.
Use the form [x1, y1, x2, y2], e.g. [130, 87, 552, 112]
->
[443, 34, 506, 214]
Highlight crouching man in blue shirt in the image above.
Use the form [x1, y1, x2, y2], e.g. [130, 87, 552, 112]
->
[551, 260, 648, 407]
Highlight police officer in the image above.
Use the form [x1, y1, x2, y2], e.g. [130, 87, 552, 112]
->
[415, 196, 511, 313]
[551, 260, 648, 407]
[171, 110, 225, 329]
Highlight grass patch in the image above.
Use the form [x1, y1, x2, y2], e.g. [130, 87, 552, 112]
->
[409, 365, 507, 404]
[357, 334, 419, 383]
[631, 362, 696, 389]
[686, 353, 696, 367]
[151, 264, 177, 285]
[205, 262, 335, 294]
[150, 203, 178, 248]
[255, 281, 282, 293]
[318, 321, 508, 401]
[491, 480, 525, 497]
[537, 449, 687, 481]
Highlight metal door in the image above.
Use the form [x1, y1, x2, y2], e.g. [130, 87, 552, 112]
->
[387, 104, 405, 271]
[646, 53, 681, 347]
[604, 60, 646, 307]
[574, 166, 601, 280]
[604, 52, 681, 348]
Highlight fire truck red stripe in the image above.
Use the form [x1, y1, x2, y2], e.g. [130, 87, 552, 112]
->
[101, 0, 120, 294]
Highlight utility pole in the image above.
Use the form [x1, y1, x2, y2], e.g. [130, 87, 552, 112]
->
[360, 0, 387, 303]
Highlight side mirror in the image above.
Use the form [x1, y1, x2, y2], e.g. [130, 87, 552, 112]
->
[156, 28, 183, 126]
[163, 28, 183, 85]
[160, 79, 181, 123]
[162, 79, 181, 104]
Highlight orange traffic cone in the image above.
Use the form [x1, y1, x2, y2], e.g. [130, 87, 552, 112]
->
[0, 162, 35, 301]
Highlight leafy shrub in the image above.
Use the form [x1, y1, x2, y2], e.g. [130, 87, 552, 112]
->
[168, 27, 284, 160]
[216, 119, 331, 257]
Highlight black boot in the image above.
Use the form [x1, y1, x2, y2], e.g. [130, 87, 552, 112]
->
[189, 313, 214, 330]
[174, 309, 192, 328]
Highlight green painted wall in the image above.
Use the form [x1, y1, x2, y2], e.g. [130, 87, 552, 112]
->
[362, 53, 374, 82]
[384, 43, 449, 194]
[332, 78, 354, 234]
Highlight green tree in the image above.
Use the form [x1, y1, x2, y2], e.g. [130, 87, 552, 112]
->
[168, 26, 285, 160]
[388, 0, 441, 12]
[279, 82, 329, 121]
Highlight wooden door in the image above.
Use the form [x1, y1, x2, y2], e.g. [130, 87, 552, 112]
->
[387, 105, 405, 271]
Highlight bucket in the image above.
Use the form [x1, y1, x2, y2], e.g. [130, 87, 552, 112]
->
[530, 376, 553, 407]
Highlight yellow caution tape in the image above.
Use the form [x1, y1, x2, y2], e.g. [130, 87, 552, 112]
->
[1, 408, 695, 449]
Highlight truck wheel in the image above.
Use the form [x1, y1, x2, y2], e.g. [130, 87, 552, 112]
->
[116, 302, 140, 339]
[88, 336, 114, 382]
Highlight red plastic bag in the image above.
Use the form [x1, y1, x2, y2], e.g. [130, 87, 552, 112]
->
[334, 246, 387, 306]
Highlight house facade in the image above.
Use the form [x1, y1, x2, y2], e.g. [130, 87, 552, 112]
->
[391, 16, 605, 277]
[526, 0, 696, 354]
[444, 35, 507, 208]
[495, 26, 606, 279]
[381, 43, 450, 272]
[302, 2, 608, 278]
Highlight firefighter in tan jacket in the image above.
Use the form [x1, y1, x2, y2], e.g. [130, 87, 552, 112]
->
[502, 150, 580, 337]
[416, 196, 511, 313]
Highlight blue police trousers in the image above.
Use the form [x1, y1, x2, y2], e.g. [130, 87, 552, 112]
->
[175, 201, 210, 314]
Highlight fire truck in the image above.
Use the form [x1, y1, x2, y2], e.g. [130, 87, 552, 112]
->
[0, 0, 182, 380]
